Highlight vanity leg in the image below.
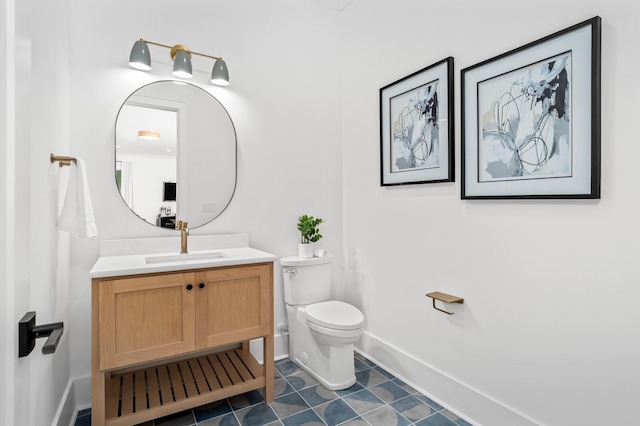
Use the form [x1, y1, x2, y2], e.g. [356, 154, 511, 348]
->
[264, 262, 274, 403]
[91, 282, 105, 426]
[91, 372, 105, 426]
[263, 334, 274, 403]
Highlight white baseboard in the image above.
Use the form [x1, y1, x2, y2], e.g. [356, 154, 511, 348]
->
[356, 332, 540, 426]
[52, 375, 90, 426]
[250, 332, 289, 363]
[51, 379, 74, 426]
[73, 376, 92, 412]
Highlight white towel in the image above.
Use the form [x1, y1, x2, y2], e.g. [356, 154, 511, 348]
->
[58, 158, 98, 238]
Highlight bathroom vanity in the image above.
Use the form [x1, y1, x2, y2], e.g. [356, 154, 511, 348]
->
[89, 235, 276, 426]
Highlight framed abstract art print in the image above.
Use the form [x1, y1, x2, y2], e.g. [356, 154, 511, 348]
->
[380, 57, 454, 186]
[461, 17, 601, 199]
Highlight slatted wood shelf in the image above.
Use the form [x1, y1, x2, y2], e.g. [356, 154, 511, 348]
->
[104, 348, 264, 426]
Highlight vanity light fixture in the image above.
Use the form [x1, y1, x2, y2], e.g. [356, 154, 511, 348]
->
[129, 38, 230, 86]
[138, 130, 160, 140]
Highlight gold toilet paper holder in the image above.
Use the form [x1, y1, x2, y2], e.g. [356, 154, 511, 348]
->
[426, 291, 464, 315]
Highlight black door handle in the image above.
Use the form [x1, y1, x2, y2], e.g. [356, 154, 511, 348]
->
[18, 311, 64, 357]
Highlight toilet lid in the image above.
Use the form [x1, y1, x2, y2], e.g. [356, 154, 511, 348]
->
[305, 300, 363, 331]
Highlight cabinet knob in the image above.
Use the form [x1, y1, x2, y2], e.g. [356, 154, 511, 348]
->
[199, 283, 205, 289]
[186, 284, 193, 290]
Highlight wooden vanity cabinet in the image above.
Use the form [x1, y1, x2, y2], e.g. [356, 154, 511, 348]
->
[98, 272, 196, 370]
[91, 263, 274, 426]
[195, 264, 272, 349]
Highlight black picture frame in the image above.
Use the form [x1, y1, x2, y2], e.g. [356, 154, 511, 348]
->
[163, 181, 177, 202]
[461, 17, 601, 199]
[380, 57, 454, 186]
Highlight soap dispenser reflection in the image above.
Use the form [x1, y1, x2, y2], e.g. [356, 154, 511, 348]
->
[177, 220, 189, 254]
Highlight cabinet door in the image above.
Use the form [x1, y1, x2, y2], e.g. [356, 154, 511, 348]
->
[195, 264, 272, 349]
[99, 272, 196, 370]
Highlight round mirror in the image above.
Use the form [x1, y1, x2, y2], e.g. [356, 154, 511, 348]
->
[115, 81, 236, 229]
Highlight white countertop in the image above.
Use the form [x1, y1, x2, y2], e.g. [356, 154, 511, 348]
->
[90, 234, 277, 278]
[90, 246, 277, 278]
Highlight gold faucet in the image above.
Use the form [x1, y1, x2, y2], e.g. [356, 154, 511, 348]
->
[176, 220, 189, 254]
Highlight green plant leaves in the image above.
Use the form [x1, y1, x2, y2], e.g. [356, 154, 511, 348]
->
[297, 215, 324, 244]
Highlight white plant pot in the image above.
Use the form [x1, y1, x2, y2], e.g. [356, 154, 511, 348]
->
[298, 243, 314, 259]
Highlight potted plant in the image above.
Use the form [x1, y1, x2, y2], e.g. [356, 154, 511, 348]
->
[297, 214, 323, 258]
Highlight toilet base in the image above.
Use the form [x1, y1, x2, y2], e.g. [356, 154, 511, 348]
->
[292, 355, 356, 390]
[286, 304, 360, 391]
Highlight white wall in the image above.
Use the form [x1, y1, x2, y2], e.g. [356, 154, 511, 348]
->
[29, 0, 74, 420]
[0, 0, 16, 423]
[1, 0, 74, 424]
[342, 1, 640, 425]
[66, 0, 344, 386]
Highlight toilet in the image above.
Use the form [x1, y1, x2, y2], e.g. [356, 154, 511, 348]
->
[281, 255, 364, 390]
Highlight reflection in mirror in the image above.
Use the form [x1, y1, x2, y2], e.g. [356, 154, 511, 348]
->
[115, 81, 236, 229]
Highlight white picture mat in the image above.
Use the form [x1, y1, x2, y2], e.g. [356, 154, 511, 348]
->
[463, 24, 593, 197]
[381, 61, 450, 184]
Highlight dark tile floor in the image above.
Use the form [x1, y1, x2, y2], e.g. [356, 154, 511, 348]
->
[75, 353, 473, 426]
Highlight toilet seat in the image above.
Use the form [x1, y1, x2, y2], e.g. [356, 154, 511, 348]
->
[305, 300, 363, 331]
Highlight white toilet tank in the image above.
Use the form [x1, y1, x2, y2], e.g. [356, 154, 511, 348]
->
[281, 255, 332, 305]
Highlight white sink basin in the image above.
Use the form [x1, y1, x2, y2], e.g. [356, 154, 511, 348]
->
[145, 251, 227, 264]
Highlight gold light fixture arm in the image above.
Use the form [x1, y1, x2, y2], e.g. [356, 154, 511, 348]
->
[139, 38, 223, 61]
[426, 291, 464, 315]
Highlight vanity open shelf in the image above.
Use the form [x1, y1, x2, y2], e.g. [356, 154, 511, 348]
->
[90, 237, 276, 426]
[103, 348, 264, 425]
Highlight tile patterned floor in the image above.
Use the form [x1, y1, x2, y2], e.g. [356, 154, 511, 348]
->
[75, 353, 473, 426]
